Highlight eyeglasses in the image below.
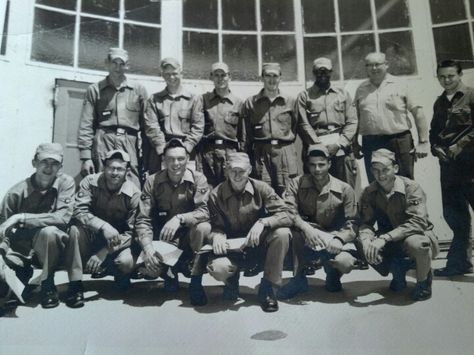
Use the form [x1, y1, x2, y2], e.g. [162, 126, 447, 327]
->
[365, 63, 386, 68]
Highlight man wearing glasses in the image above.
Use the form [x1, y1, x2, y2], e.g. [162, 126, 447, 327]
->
[354, 52, 429, 182]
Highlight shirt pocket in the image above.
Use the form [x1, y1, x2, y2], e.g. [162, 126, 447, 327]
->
[222, 111, 240, 138]
[275, 109, 293, 135]
[448, 107, 471, 126]
[178, 108, 192, 132]
[385, 94, 405, 112]
[126, 93, 141, 112]
[307, 101, 324, 127]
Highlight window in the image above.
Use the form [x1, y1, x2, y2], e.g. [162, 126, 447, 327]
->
[0, 0, 10, 55]
[182, 0, 298, 81]
[429, 0, 474, 69]
[302, 0, 417, 81]
[31, 0, 161, 75]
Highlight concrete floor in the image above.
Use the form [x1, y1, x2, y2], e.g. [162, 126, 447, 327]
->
[0, 257, 473, 355]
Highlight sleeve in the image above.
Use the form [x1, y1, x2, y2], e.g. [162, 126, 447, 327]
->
[386, 183, 431, 242]
[358, 188, 377, 243]
[181, 173, 210, 225]
[296, 91, 319, 145]
[241, 98, 253, 155]
[338, 91, 358, 148]
[452, 90, 474, 150]
[0, 190, 19, 226]
[73, 176, 107, 233]
[429, 100, 444, 149]
[134, 176, 156, 249]
[115, 190, 141, 250]
[77, 85, 97, 160]
[260, 183, 292, 229]
[333, 185, 357, 243]
[23, 176, 75, 229]
[183, 95, 205, 154]
[236, 100, 246, 151]
[143, 95, 167, 155]
[208, 190, 228, 236]
[282, 178, 301, 229]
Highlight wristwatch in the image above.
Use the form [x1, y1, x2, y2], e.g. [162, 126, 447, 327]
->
[380, 234, 392, 243]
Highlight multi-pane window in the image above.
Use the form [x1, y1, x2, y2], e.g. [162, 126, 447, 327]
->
[31, 0, 161, 75]
[302, 0, 417, 81]
[429, 0, 474, 69]
[182, 0, 298, 81]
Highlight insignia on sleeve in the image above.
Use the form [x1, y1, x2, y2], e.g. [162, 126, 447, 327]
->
[270, 195, 278, 200]
[200, 188, 208, 193]
[77, 192, 84, 198]
[140, 194, 150, 201]
[64, 198, 71, 203]
[409, 199, 421, 206]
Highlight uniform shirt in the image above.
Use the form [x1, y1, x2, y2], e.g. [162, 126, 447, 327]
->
[73, 173, 140, 245]
[135, 168, 209, 249]
[196, 90, 245, 144]
[78, 76, 148, 160]
[297, 85, 358, 148]
[355, 74, 420, 136]
[144, 87, 204, 155]
[242, 89, 297, 145]
[209, 178, 292, 238]
[284, 174, 356, 243]
[359, 176, 434, 243]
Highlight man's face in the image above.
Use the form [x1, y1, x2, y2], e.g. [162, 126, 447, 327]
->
[307, 156, 331, 182]
[262, 72, 281, 92]
[211, 70, 230, 90]
[371, 162, 398, 190]
[106, 58, 128, 77]
[104, 159, 128, 190]
[164, 147, 188, 180]
[227, 166, 251, 191]
[437, 66, 463, 93]
[162, 65, 182, 88]
[365, 54, 388, 83]
[314, 68, 332, 87]
[32, 158, 62, 188]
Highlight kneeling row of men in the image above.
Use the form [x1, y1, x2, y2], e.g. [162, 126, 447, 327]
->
[0, 140, 438, 313]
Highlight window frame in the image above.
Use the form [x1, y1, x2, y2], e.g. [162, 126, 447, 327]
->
[0, 0, 10, 58]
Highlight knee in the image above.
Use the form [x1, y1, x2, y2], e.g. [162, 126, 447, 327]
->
[37, 226, 66, 247]
[114, 250, 135, 275]
[268, 228, 291, 248]
[207, 257, 237, 282]
[332, 252, 356, 274]
[189, 222, 211, 252]
[404, 235, 431, 258]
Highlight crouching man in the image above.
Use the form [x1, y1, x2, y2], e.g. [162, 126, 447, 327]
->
[278, 144, 358, 299]
[0, 143, 82, 309]
[70, 150, 140, 295]
[359, 149, 439, 301]
[189, 152, 292, 312]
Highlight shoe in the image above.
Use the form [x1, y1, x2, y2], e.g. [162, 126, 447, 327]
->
[91, 269, 108, 279]
[411, 271, 432, 301]
[223, 273, 240, 301]
[41, 287, 59, 309]
[354, 259, 369, 270]
[130, 270, 144, 280]
[163, 273, 179, 293]
[325, 269, 342, 293]
[388, 258, 410, 292]
[258, 278, 279, 312]
[276, 274, 308, 300]
[65, 281, 84, 308]
[189, 276, 207, 306]
[434, 267, 470, 277]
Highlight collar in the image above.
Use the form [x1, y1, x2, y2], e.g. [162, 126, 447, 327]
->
[255, 89, 288, 104]
[154, 168, 195, 186]
[441, 83, 468, 99]
[156, 86, 192, 100]
[309, 84, 338, 95]
[372, 176, 406, 197]
[28, 173, 60, 194]
[209, 89, 235, 104]
[221, 179, 254, 200]
[99, 76, 134, 91]
[299, 175, 343, 195]
[95, 173, 137, 197]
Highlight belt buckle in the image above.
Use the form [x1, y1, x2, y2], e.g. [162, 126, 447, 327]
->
[270, 139, 278, 145]
[116, 127, 126, 135]
[215, 139, 223, 145]
[327, 125, 335, 131]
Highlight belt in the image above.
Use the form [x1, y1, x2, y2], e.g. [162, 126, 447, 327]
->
[254, 139, 294, 146]
[100, 126, 138, 136]
[203, 137, 238, 146]
[316, 126, 342, 136]
[365, 130, 411, 139]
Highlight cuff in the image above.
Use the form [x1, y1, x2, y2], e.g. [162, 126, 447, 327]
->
[79, 149, 92, 160]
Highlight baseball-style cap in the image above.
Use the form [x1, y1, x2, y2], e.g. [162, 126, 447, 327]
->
[211, 62, 229, 73]
[262, 62, 281, 75]
[307, 144, 330, 158]
[35, 143, 63, 163]
[160, 57, 181, 70]
[164, 138, 186, 153]
[103, 149, 131, 163]
[108, 48, 129, 62]
[227, 152, 251, 169]
[313, 57, 332, 71]
[371, 148, 396, 166]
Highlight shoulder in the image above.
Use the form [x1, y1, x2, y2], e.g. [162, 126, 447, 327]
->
[57, 173, 75, 188]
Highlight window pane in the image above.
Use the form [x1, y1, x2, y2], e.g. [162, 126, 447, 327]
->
[429, 0, 466, 24]
[433, 24, 474, 69]
[338, 0, 372, 32]
[260, 0, 294, 31]
[183, 31, 218, 79]
[262, 35, 297, 81]
[380, 31, 416, 75]
[124, 25, 160, 76]
[183, 0, 217, 29]
[79, 17, 118, 70]
[222, 0, 255, 31]
[125, 0, 161, 24]
[341, 34, 375, 79]
[36, 0, 76, 10]
[302, 0, 335, 33]
[303, 36, 340, 81]
[375, 0, 410, 29]
[82, 0, 119, 17]
[31, 8, 75, 66]
[223, 34, 258, 81]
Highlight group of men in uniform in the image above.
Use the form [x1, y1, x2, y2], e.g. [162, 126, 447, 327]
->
[0, 48, 472, 314]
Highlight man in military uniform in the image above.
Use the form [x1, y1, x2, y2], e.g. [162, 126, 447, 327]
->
[354, 52, 429, 182]
[188, 152, 292, 312]
[144, 57, 204, 174]
[195, 62, 245, 187]
[430, 60, 474, 277]
[78, 48, 148, 187]
[359, 149, 439, 301]
[70, 150, 140, 292]
[135, 138, 210, 292]
[297, 58, 358, 187]
[0, 143, 83, 309]
[242, 63, 299, 196]
[277, 144, 358, 299]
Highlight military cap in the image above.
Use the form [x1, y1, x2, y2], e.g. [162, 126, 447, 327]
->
[108, 47, 129, 62]
[103, 149, 131, 163]
[35, 143, 63, 163]
[164, 138, 186, 153]
[160, 57, 181, 70]
[371, 148, 396, 166]
[227, 152, 251, 169]
[313, 57, 332, 71]
[262, 62, 281, 75]
[211, 62, 229, 73]
[307, 144, 330, 158]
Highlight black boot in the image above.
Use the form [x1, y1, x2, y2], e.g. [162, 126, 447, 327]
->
[40, 276, 59, 309]
[258, 278, 278, 312]
[65, 280, 84, 308]
[189, 275, 207, 306]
